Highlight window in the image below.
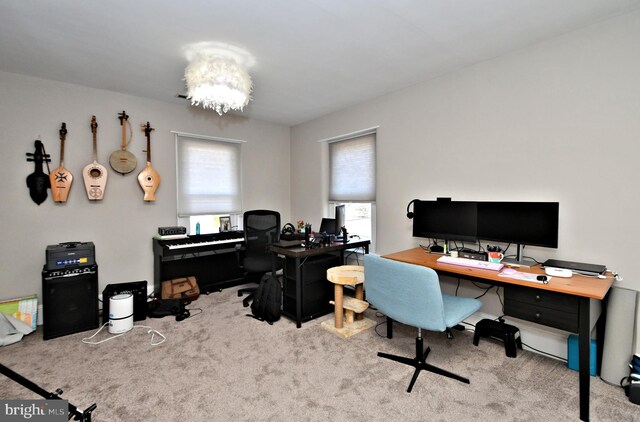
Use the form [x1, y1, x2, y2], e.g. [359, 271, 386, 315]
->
[174, 132, 244, 233]
[328, 129, 376, 247]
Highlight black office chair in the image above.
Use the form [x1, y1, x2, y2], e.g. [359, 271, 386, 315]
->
[237, 210, 283, 307]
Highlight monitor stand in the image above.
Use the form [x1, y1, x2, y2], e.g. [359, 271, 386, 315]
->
[502, 244, 536, 268]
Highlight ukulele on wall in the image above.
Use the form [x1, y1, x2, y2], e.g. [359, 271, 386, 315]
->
[109, 110, 137, 175]
[26, 140, 51, 205]
[137, 122, 160, 201]
[82, 116, 108, 200]
[50, 122, 73, 203]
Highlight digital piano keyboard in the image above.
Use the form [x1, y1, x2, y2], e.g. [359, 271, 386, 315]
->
[152, 231, 246, 294]
[155, 231, 245, 256]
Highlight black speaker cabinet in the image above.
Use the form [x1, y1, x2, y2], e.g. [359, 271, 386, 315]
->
[42, 265, 99, 340]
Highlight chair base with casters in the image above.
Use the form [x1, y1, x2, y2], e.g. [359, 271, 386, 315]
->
[237, 287, 256, 307]
[237, 270, 282, 308]
[378, 325, 469, 392]
[237, 272, 263, 307]
[364, 254, 481, 393]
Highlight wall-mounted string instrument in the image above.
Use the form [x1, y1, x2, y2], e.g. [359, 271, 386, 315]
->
[137, 122, 160, 201]
[26, 139, 51, 205]
[82, 116, 108, 200]
[50, 122, 73, 203]
[109, 110, 137, 175]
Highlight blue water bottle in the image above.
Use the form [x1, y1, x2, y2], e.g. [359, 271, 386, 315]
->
[196, 221, 200, 235]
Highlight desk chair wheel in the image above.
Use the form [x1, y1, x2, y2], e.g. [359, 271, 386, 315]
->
[446, 324, 466, 339]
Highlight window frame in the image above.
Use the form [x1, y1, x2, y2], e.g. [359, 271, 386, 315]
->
[322, 127, 377, 251]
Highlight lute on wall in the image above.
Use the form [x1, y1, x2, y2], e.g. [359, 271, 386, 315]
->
[137, 122, 160, 201]
[50, 122, 73, 203]
[82, 116, 108, 201]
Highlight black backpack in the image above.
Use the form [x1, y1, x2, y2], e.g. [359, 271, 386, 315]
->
[249, 273, 282, 324]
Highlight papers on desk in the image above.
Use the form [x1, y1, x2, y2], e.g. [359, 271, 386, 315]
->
[498, 270, 552, 284]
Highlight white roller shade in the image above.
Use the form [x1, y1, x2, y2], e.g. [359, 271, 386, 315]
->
[329, 133, 376, 202]
[175, 134, 242, 216]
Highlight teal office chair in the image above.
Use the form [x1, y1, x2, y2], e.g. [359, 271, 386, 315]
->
[364, 254, 481, 392]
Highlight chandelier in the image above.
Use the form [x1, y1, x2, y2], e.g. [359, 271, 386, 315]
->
[184, 47, 253, 116]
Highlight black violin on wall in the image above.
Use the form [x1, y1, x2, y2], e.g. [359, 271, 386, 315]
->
[26, 140, 51, 205]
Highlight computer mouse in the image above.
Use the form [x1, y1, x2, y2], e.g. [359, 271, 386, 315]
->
[502, 268, 517, 275]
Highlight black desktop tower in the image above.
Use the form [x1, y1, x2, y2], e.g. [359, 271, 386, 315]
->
[282, 254, 340, 320]
[42, 265, 99, 340]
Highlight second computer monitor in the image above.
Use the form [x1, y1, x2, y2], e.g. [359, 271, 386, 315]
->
[335, 205, 345, 234]
[319, 218, 337, 235]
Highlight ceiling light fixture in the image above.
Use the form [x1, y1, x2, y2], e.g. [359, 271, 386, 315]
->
[184, 43, 254, 116]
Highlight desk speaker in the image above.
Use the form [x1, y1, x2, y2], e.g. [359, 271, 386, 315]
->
[42, 265, 99, 340]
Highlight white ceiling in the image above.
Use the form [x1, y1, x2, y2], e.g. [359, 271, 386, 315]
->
[1, 0, 639, 126]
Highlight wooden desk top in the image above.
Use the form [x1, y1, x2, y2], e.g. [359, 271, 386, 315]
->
[271, 239, 370, 258]
[382, 247, 613, 300]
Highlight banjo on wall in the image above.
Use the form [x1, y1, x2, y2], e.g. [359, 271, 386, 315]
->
[82, 116, 108, 200]
[109, 110, 137, 175]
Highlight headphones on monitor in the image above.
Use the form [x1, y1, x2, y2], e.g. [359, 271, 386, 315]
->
[406, 199, 420, 219]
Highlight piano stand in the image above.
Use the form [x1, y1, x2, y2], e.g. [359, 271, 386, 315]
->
[153, 232, 246, 295]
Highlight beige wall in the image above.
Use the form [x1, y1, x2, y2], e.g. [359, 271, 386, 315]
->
[0, 71, 291, 299]
[291, 11, 640, 353]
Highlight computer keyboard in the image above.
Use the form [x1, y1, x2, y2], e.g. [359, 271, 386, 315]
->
[437, 255, 504, 271]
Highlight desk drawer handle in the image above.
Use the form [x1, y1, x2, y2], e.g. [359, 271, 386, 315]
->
[535, 312, 541, 320]
[535, 295, 542, 302]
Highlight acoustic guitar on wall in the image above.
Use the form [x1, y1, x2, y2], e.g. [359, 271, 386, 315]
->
[137, 121, 160, 201]
[50, 122, 73, 203]
[82, 116, 108, 200]
[109, 110, 137, 175]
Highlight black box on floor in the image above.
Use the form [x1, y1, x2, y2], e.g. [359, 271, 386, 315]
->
[629, 382, 640, 405]
[473, 318, 522, 358]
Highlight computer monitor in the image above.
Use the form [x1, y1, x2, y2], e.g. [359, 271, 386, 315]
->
[477, 201, 559, 266]
[319, 218, 337, 235]
[412, 200, 477, 242]
[335, 205, 345, 234]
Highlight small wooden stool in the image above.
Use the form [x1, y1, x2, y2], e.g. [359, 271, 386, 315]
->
[326, 265, 367, 329]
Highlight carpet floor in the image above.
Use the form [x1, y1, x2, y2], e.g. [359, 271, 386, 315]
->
[0, 287, 637, 421]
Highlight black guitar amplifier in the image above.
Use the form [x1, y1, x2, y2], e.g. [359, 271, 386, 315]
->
[45, 242, 95, 271]
[158, 226, 187, 236]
